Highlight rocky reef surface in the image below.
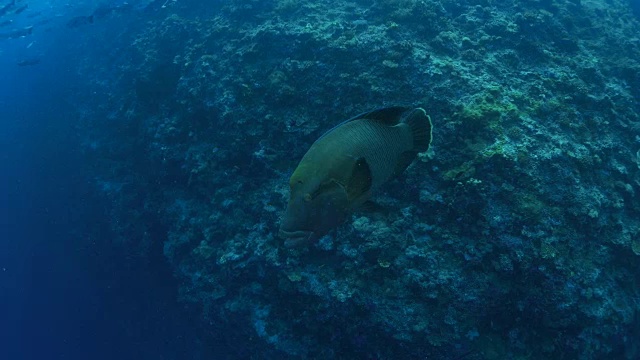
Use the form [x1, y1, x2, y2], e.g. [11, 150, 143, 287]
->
[74, 0, 640, 358]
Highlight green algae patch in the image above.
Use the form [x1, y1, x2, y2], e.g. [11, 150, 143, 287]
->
[287, 272, 302, 282]
[540, 240, 558, 259]
[443, 161, 476, 182]
[377, 259, 391, 268]
[193, 240, 215, 260]
[457, 90, 520, 132]
[632, 238, 640, 256]
[513, 192, 549, 222]
[452, 87, 523, 161]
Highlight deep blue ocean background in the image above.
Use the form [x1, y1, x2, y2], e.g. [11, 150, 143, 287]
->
[2, 0, 640, 359]
[0, 1, 212, 359]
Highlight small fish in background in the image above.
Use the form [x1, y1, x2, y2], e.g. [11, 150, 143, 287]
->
[279, 106, 433, 248]
[0, 0, 16, 17]
[0, 25, 32, 40]
[66, 14, 93, 28]
[161, 0, 177, 8]
[142, 0, 175, 12]
[26, 40, 34, 48]
[16, 58, 40, 66]
[13, 3, 26, 14]
[92, 2, 134, 19]
[26, 10, 41, 18]
[33, 17, 51, 26]
[0, 18, 12, 27]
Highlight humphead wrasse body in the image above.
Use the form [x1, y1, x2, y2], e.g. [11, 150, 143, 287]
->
[279, 106, 433, 247]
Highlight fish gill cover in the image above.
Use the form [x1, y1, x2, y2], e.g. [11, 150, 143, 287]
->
[68, 0, 640, 358]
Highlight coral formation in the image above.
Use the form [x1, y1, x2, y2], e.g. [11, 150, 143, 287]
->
[74, 0, 640, 358]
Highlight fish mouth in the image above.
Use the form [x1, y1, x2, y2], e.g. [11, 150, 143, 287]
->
[278, 229, 314, 248]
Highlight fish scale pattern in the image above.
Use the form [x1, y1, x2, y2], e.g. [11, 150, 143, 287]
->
[325, 119, 411, 189]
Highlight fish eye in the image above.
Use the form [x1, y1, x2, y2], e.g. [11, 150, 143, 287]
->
[290, 179, 303, 189]
[304, 193, 312, 202]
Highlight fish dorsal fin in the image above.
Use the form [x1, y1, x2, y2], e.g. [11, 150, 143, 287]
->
[347, 157, 372, 202]
[347, 106, 409, 125]
[318, 106, 409, 141]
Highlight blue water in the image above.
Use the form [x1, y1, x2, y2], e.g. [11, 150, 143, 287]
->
[3, 1, 640, 359]
[0, 1, 208, 359]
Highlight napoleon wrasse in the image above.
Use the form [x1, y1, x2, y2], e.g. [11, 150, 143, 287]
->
[279, 106, 433, 247]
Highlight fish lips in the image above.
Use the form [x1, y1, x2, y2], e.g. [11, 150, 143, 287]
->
[278, 229, 314, 248]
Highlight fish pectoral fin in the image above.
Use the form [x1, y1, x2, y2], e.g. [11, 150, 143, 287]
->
[347, 157, 372, 202]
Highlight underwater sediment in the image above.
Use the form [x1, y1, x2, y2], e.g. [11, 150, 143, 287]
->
[74, 0, 640, 358]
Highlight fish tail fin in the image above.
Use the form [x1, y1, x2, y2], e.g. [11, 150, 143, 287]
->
[404, 107, 432, 153]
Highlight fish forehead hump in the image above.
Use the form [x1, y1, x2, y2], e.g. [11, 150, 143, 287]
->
[293, 123, 361, 180]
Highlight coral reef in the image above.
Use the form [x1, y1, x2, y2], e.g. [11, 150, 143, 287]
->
[74, 0, 640, 358]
